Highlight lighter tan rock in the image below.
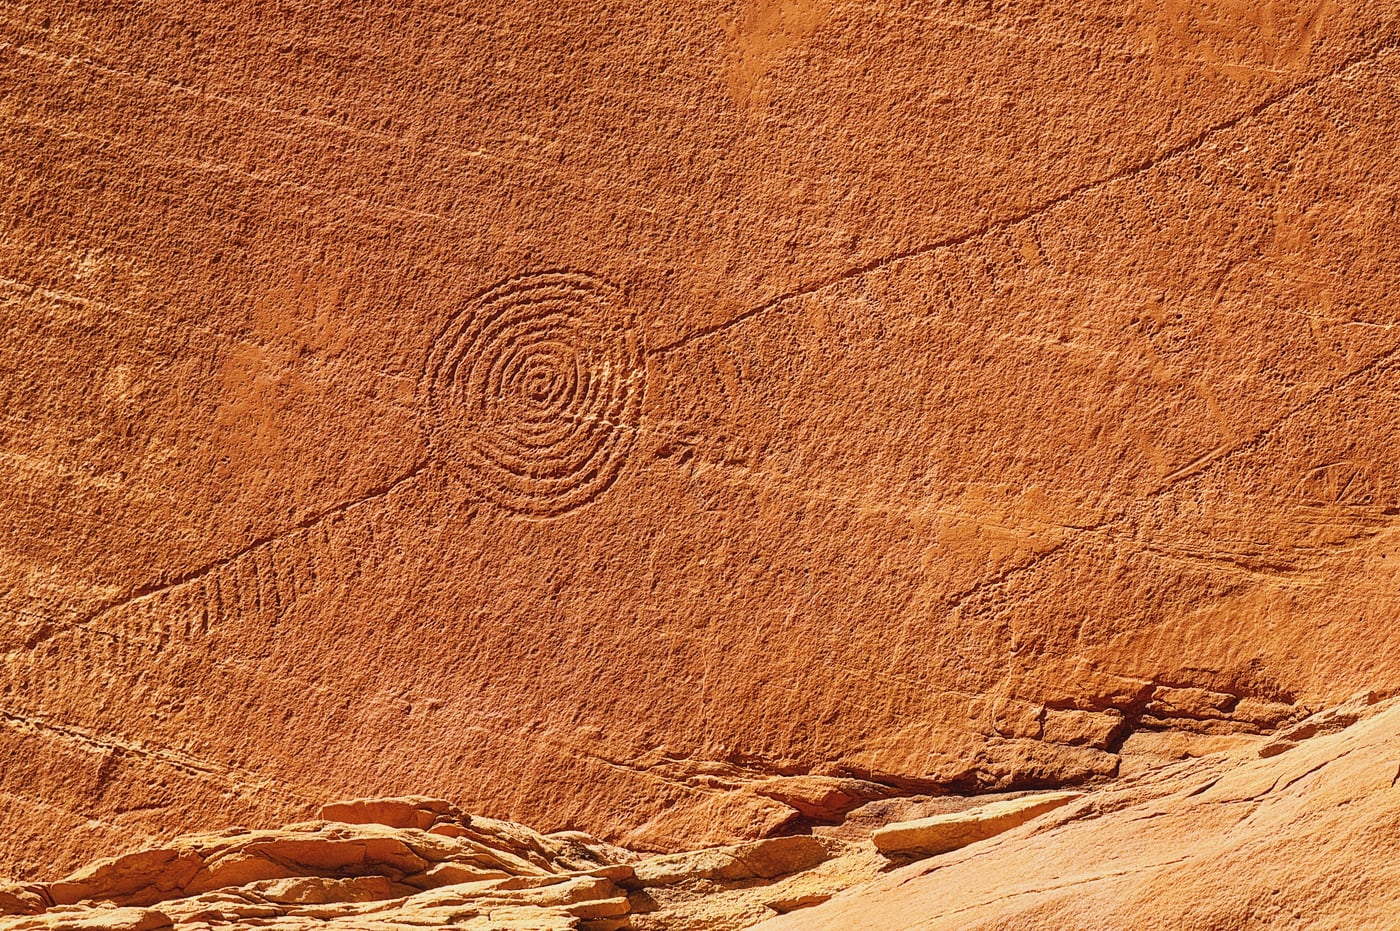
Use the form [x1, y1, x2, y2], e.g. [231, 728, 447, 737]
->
[0, 799, 877, 931]
[872, 792, 1084, 858]
[759, 695, 1400, 930]
[633, 835, 833, 887]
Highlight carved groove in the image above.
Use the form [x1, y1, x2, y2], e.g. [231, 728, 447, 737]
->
[422, 270, 646, 516]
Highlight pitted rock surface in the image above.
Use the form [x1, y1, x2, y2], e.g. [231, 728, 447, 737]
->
[3, 0, 1400, 882]
[10, 699, 1400, 930]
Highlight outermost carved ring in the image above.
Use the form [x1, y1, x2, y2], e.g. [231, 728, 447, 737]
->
[422, 270, 646, 516]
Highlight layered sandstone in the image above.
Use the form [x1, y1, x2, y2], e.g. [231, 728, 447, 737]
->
[0, 795, 877, 931]
[870, 790, 1081, 857]
[8, 695, 1400, 930]
[4, 0, 1400, 886]
[761, 692, 1400, 930]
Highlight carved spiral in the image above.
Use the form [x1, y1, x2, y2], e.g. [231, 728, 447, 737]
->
[423, 271, 645, 516]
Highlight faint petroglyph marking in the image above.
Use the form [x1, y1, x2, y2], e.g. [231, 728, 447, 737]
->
[1297, 460, 1378, 508]
[951, 347, 1400, 613]
[9, 462, 427, 656]
[724, 0, 828, 106]
[0, 708, 319, 803]
[1135, 292, 1194, 355]
[644, 43, 1400, 619]
[422, 270, 646, 517]
[655, 40, 1399, 356]
[52, 538, 277, 653]
[1158, 0, 1336, 77]
[7, 29, 1394, 665]
[92, 538, 295, 652]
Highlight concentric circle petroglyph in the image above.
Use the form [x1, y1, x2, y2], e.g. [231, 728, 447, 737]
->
[423, 271, 645, 516]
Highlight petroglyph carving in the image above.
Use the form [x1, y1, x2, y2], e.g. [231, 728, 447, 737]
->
[422, 271, 646, 516]
[1297, 460, 1378, 508]
[1158, 0, 1335, 74]
[4, 3, 1400, 889]
[89, 532, 297, 650]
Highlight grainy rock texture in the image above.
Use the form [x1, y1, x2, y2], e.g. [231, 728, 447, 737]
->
[0, 796, 879, 931]
[4, 0, 1400, 883]
[11, 697, 1400, 930]
[758, 694, 1400, 930]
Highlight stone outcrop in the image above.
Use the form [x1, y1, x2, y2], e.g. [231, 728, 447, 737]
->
[1257, 689, 1384, 758]
[871, 791, 1082, 857]
[12, 695, 1400, 930]
[0, 797, 875, 931]
[758, 694, 1400, 930]
[0, 797, 640, 930]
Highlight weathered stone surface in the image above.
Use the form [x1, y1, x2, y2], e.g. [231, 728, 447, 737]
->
[0, 888, 47, 918]
[751, 776, 895, 822]
[318, 797, 470, 832]
[0, 809, 641, 930]
[1258, 688, 1384, 757]
[0, 813, 629, 919]
[1, 907, 173, 931]
[4, 0, 1400, 891]
[0, 798, 878, 931]
[633, 836, 833, 887]
[1039, 708, 1124, 749]
[871, 791, 1083, 857]
[758, 695, 1400, 930]
[48, 849, 205, 908]
[11, 696, 1400, 930]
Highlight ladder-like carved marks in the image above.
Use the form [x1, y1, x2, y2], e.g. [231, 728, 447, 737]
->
[12, 463, 428, 656]
[652, 40, 1399, 355]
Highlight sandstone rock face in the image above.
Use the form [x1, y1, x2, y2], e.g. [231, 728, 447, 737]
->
[758, 695, 1400, 930]
[4, 0, 1400, 880]
[13, 696, 1400, 930]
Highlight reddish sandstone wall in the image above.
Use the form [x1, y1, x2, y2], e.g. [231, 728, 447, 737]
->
[3, 0, 1400, 879]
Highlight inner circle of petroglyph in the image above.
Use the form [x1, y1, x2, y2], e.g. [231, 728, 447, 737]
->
[423, 271, 645, 516]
